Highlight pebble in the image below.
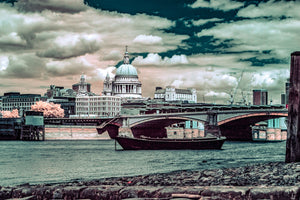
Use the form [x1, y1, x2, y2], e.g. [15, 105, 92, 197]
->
[2, 162, 300, 199]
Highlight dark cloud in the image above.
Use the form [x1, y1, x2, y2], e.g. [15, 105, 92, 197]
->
[240, 57, 289, 67]
[36, 36, 101, 59]
[15, 0, 87, 13]
[1, 54, 46, 78]
[45, 60, 94, 77]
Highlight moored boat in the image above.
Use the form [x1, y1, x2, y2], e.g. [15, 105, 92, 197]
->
[115, 136, 226, 150]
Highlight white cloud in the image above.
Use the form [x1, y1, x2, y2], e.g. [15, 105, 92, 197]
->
[0, 56, 9, 71]
[133, 35, 162, 44]
[171, 79, 184, 88]
[205, 91, 229, 98]
[197, 19, 300, 60]
[190, 18, 222, 26]
[189, 0, 244, 11]
[96, 66, 116, 80]
[251, 70, 289, 89]
[237, 0, 300, 19]
[133, 53, 161, 65]
[132, 53, 188, 65]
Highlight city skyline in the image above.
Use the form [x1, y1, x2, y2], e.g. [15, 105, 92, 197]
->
[0, 0, 298, 104]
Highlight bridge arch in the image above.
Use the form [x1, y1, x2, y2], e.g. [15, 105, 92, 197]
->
[130, 116, 206, 128]
[218, 112, 287, 140]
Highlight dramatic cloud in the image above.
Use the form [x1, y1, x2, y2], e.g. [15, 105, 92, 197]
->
[37, 34, 102, 59]
[0, 1, 188, 96]
[237, 0, 300, 19]
[0, 54, 46, 78]
[0, 0, 295, 104]
[197, 19, 300, 60]
[189, 0, 244, 11]
[133, 35, 162, 44]
[250, 69, 290, 90]
[132, 53, 188, 65]
[0, 32, 26, 47]
[45, 57, 95, 77]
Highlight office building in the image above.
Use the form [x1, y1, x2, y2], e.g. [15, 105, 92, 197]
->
[75, 95, 121, 117]
[253, 89, 268, 105]
[1, 92, 41, 113]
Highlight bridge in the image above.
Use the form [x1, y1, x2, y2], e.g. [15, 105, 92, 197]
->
[44, 104, 288, 140]
[97, 104, 288, 140]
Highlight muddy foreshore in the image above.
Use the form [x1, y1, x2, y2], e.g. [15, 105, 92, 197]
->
[1, 162, 300, 199]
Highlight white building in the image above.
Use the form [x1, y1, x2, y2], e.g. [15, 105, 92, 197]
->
[103, 48, 142, 99]
[75, 95, 121, 117]
[154, 86, 197, 103]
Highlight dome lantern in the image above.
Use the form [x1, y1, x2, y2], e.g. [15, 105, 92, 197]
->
[123, 45, 130, 64]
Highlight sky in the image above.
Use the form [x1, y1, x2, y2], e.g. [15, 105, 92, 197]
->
[0, 0, 298, 104]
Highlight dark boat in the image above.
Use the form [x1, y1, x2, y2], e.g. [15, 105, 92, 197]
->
[115, 136, 226, 150]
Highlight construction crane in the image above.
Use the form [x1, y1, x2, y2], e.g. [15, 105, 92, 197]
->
[229, 70, 245, 105]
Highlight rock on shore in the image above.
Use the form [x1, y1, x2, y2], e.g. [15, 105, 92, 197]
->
[2, 162, 300, 199]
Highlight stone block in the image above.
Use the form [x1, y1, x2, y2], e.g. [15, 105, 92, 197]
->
[201, 186, 250, 200]
[249, 186, 300, 200]
[119, 186, 163, 199]
[158, 186, 204, 198]
[80, 185, 123, 200]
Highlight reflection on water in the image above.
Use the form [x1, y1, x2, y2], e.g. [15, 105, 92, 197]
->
[0, 140, 286, 186]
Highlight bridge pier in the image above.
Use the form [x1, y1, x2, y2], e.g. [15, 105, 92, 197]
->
[204, 124, 221, 137]
[205, 111, 221, 137]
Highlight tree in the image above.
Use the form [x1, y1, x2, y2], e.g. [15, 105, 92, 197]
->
[0, 109, 19, 118]
[31, 101, 64, 118]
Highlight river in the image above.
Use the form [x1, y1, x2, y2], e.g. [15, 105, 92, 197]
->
[0, 139, 286, 187]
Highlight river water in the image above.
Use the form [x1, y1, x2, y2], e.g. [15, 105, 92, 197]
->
[0, 139, 286, 186]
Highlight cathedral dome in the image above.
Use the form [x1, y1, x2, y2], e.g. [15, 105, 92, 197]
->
[115, 47, 138, 77]
[116, 64, 138, 76]
[103, 46, 142, 99]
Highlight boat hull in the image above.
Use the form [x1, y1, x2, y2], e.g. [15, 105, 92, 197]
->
[115, 136, 226, 150]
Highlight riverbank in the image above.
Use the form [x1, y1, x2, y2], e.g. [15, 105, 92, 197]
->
[1, 161, 300, 199]
[45, 126, 110, 140]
